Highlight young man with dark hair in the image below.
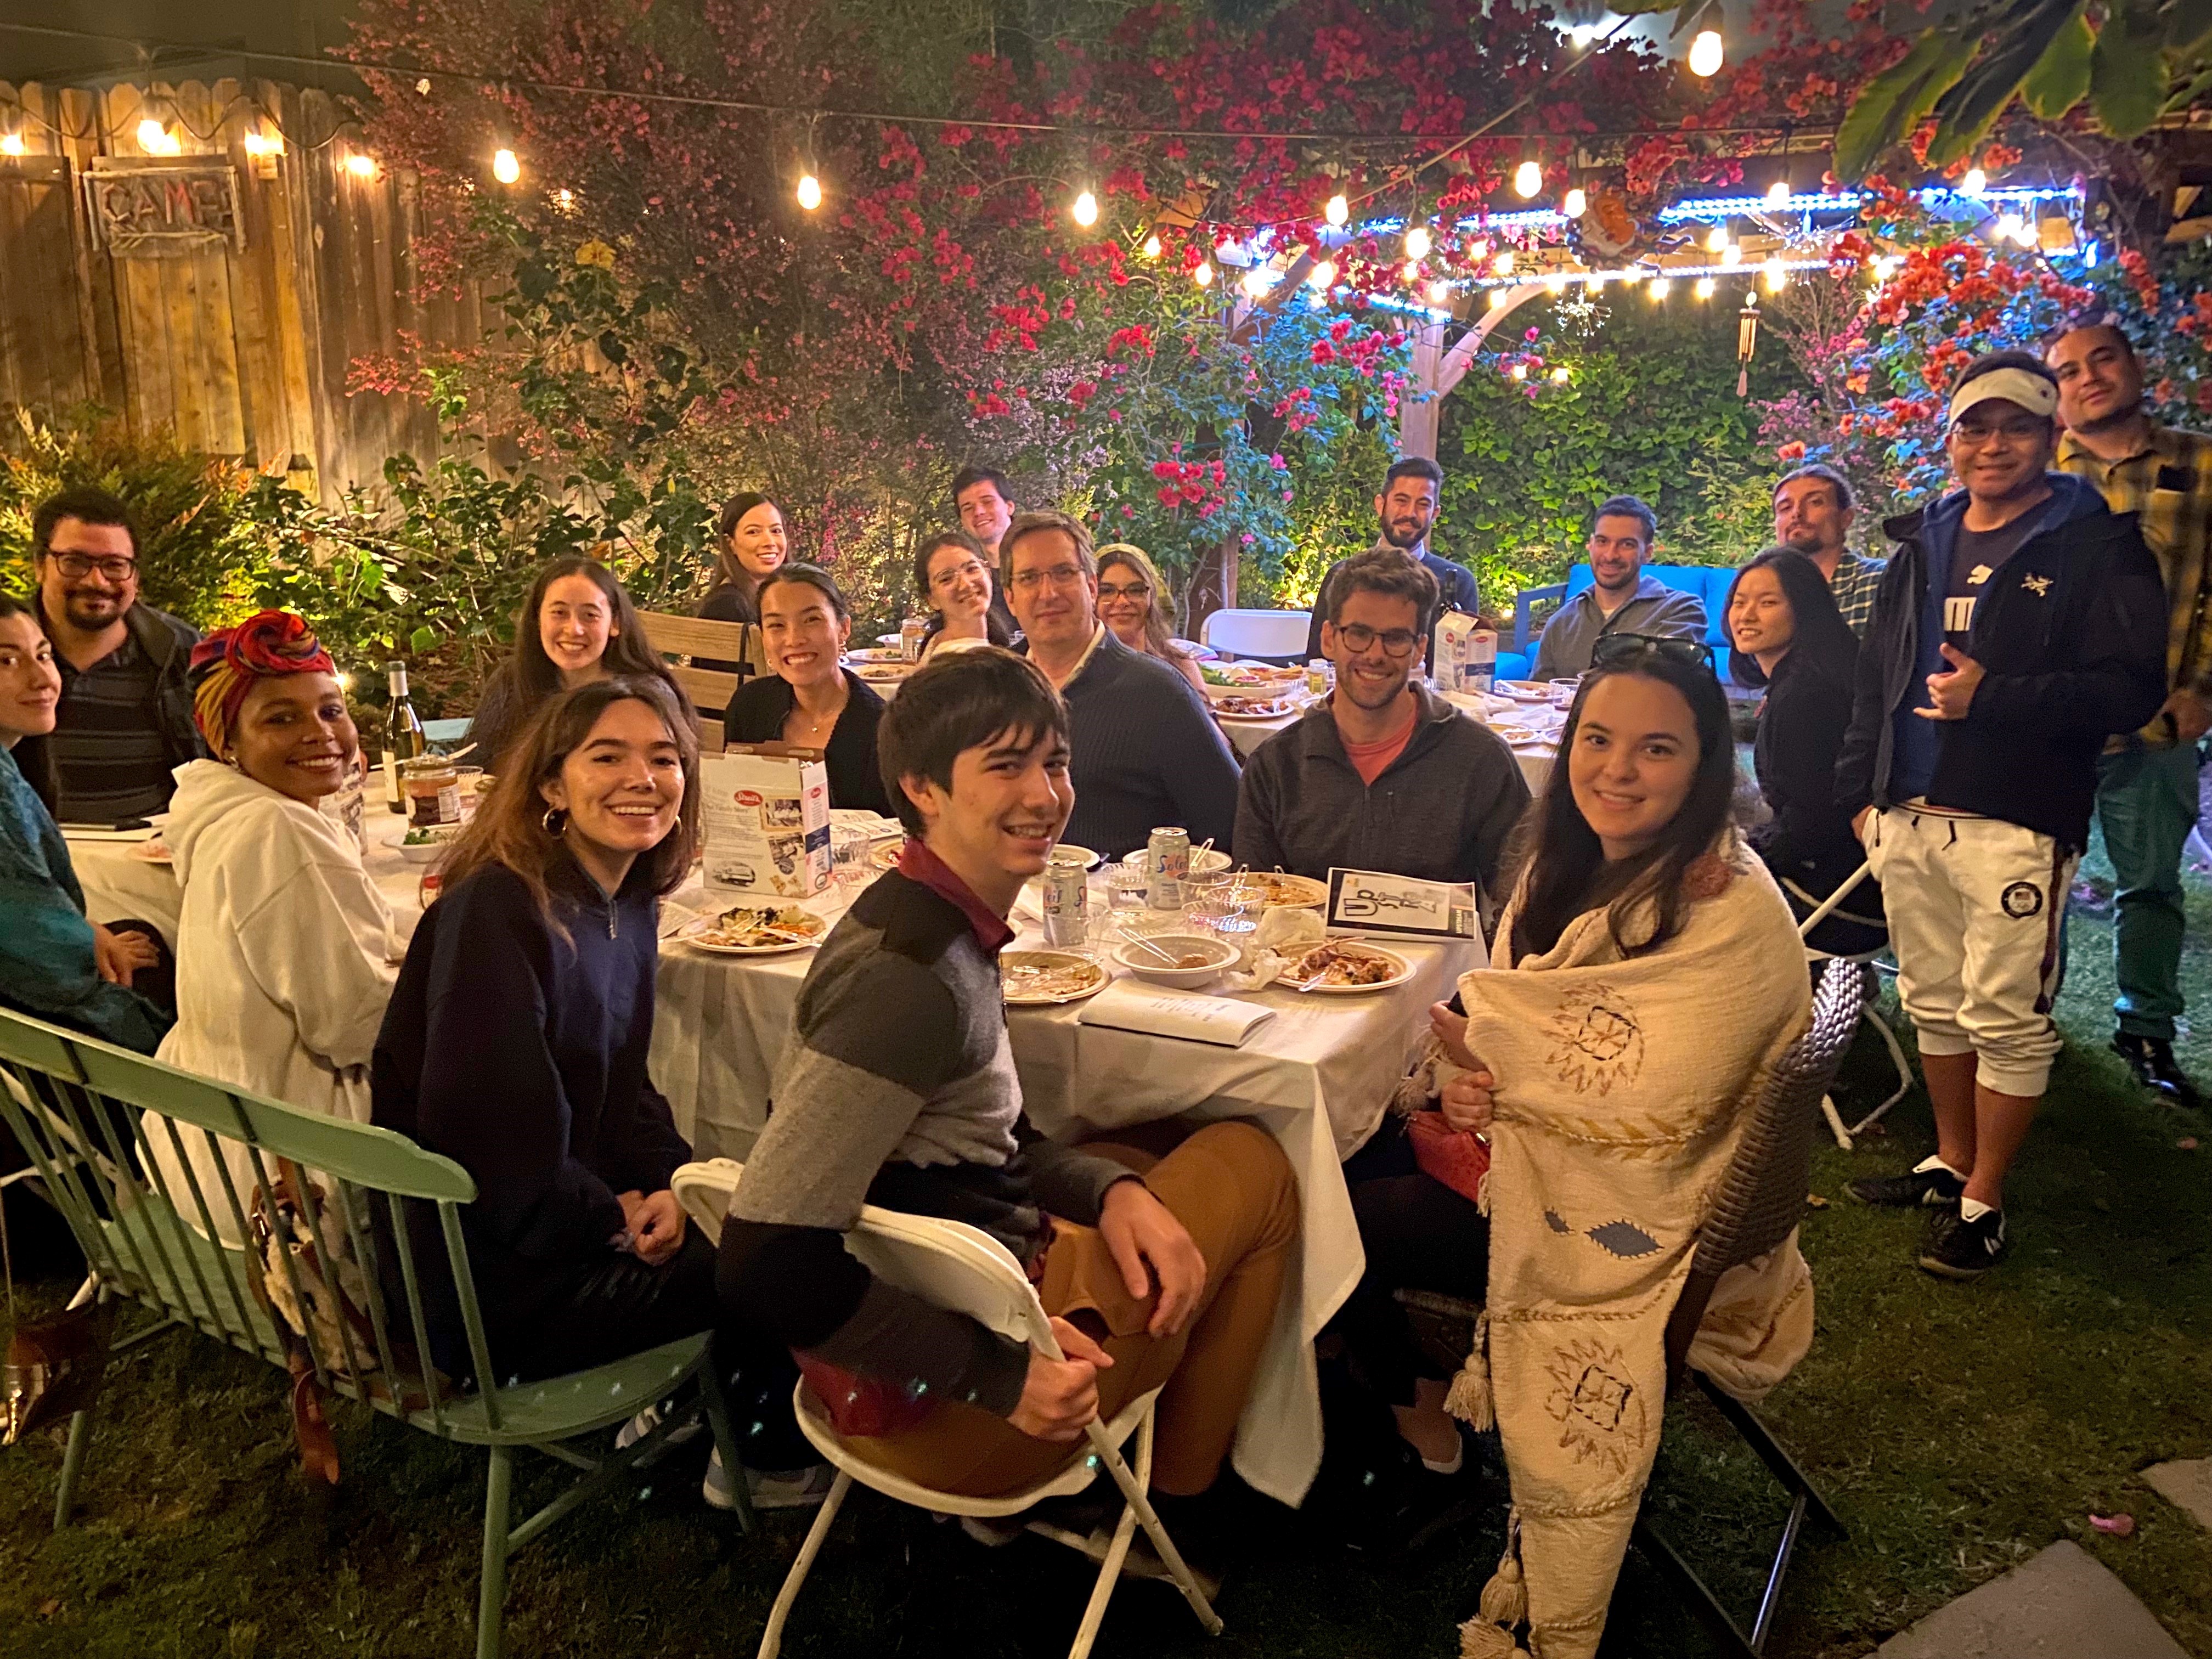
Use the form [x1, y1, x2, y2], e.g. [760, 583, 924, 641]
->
[1774, 462, 1887, 637]
[1530, 494, 1707, 681]
[1001, 510, 1238, 858]
[1302, 456, 1483, 669]
[1238, 548, 1528, 898]
[716, 647, 1299, 1509]
[26, 487, 201, 821]
[950, 465, 1023, 640]
[1838, 350, 2167, 1279]
[2047, 317, 2212, 1107]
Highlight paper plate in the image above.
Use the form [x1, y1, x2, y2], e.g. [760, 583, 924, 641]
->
[1283, 941, 1413, 995]
[1224, 870, 1328, 909]
[675, 912, 828, 955]
[1001, 951, 1109, 1005]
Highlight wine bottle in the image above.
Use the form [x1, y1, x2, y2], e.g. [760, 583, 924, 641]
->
[381, 661, 425, 814]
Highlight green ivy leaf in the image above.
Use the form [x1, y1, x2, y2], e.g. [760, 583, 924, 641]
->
[2022, 4, 2095, 116]
[409, 625, 440, 654]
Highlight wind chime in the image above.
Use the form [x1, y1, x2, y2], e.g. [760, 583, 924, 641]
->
[1736, 292, 1760, 398]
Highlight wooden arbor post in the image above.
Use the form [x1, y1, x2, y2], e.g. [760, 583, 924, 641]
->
[1398, 282, 1549, 461]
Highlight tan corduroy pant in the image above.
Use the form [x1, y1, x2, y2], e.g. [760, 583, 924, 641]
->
[849, 1118, 1300, 1498]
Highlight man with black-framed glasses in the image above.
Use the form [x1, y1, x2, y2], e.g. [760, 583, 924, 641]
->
[1002, 509, 1238, 859]
[1237, 548, 1527, 900]
[25, 488, 201, 822]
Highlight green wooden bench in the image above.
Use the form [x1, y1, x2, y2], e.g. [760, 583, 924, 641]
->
[0, 1005, 753, 1658]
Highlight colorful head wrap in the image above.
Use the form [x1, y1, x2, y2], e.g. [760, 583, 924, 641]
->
[189, 610, 336, 758]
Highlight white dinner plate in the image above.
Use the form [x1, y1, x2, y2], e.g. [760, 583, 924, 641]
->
[1283, 942, 1413, 995]
[675, 913, 828, 955]
[1001, 951, 1109, 1005]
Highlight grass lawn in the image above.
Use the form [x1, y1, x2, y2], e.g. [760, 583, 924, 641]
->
[4, 834, 2209, 1659]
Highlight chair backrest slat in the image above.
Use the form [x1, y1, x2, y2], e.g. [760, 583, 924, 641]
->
[152, 1116, 274, 1359]
[334, 1180, 405, 1387]
[387, 1190, 449, 1435]
[439, 1203, 503, 1420]
[136, 1112, 242, 1343]
[289, 1168, 372, 1386]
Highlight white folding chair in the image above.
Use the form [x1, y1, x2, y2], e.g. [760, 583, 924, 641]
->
[671, 1160, 1223, 1659]
[1198, 608, 1311, 661]
[1793, 860, 1912, 1149]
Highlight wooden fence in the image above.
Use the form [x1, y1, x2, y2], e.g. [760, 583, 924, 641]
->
[0, 77, 487, 504]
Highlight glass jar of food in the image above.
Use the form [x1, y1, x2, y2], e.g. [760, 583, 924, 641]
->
[400, 756, 464, 828]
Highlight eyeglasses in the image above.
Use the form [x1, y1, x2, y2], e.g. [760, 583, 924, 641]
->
[1591, 632, 1715, 673]
[1334, 623, 1421, 658]
[1951, 417, 2046, 445]
[1096, 581, 1152, 601]
[50, 552, 138, 582]
[1009, 564, 1088, 593]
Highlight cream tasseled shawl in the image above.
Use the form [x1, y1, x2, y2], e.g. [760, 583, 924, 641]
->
[1450, 832, 1813, 1659]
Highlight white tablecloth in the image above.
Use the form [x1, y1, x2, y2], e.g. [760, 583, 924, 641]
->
[66, 816, 1468, 1506]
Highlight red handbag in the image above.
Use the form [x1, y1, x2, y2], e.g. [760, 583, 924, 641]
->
[1405, 1109, 1491, 1206]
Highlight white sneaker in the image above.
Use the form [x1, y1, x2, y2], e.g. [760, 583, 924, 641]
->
[704, 1447, 836, 1511]
[615, 1400, 703, 1457]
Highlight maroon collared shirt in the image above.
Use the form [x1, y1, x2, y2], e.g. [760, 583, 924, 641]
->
[896, 837, 1016, 955]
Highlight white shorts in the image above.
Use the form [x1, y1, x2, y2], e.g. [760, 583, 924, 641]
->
[1861, 806, 2075, 1098]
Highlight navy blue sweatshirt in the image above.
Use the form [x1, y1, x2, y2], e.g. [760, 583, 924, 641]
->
[1048, 629, 1240, 860]
[371, 855, 691, 1369]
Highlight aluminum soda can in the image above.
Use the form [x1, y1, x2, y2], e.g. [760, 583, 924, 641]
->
[1042, 853, 1089, 947]
[1146, 826, 1190, 911]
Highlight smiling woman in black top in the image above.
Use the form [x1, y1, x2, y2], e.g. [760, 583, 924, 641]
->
[1726, 546, 1885, 955]
[721, 564, 893, 816]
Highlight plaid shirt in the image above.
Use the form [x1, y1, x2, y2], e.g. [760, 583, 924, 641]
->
[2057, 422, 2212, 744]
[1827, 551, 1887, 639]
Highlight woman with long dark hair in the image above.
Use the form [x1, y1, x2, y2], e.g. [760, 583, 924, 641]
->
[466, 556, 689, 771]
[1095, 543, 1207, 695]
[699, 492, 789, 628]
[373, 675, 823, 1510]
[721, 564, 893, 815]
[1726, 547, 1886, 956]
[1343, 643, 1808, 1489]
[913, 528, 1015, 657]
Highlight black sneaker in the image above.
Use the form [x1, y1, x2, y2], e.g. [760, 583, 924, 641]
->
[1846, 1162, 1965, 1209]
[2113, 1034, 2205, 1110]
[1917, 1207, 2008, 1280]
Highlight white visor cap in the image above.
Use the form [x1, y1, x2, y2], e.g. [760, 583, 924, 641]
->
[1948, 365, 2058, 426]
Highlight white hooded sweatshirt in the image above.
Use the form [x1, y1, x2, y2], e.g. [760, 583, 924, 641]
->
[152, 759, 402, 1243]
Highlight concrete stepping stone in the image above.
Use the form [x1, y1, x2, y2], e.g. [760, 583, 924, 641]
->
[1874, 1540, 2187, 1658]
[2143, 1460, 2212, 1531]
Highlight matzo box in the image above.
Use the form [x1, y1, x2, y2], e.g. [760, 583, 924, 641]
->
[702, 746, 832, 898]
[1435, 609, 1496, 693]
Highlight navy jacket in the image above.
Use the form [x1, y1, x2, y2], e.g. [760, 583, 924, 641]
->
[1049, 630, 1240, 860]
[371, 856, 691, 1370]
[1835, 473, 2166, 849]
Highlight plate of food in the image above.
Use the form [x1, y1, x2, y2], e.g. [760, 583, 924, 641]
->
[1282, 940, 1412, 995]
[1001, 951, 1109, 1005]
[1211, 693, 1305, 720]
[846, 646, 907, 664]
[1225, 870, 1329, 909]
[853, 661, 918, 684]
[677, 905, 829, 955]
[1049, 842, 1101, 871]
[128, 837, 174, 865]
[1494, 679, 1553, 702]
[869, 837, 910, 871]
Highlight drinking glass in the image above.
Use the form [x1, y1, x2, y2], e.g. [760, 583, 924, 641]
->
[1108, 851, 1150, 913]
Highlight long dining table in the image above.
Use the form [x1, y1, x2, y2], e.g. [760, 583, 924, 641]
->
[65, 816, 1479, 1506]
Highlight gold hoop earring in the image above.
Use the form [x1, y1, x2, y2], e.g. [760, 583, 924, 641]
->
[541, 805, 568, 837]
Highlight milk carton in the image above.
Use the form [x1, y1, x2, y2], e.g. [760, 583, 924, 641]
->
[1435, 610, 1497, 695]
[701, 745, 832, 899]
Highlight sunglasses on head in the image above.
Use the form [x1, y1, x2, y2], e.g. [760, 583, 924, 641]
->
[1590, 632, 1716, 674]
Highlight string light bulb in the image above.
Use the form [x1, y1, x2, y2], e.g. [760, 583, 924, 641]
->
[345, 152, 378, 179]
[1688, 26, 1724, 77]
[1563, 187, 1587, 219]
[1493, 249, 1515, 277]
[1960, 166, 1987, 195]
[1405, 224, 1432, 259]
[1694, 276, 1716, 300]
[1324, 192, 1348, 227]
[1705, 222, 1728, 253]
[1142, 232, 1163, 259]
[796, 172, 822, 211]
[0, 133, 22, 157]
[1648, 277, 1671, 300]
[1765, 177, 1790, 206]
[1427, 277, 1451, 305]
[1513, 160, 1542, 199]
[1720, 242, 1741, 268]
[1193, 260, 1214, 289]
[1763, 256, 1787, 292]
[1402, 259, 1423, 285]
[1071, 189, 1098, 227]
[554, 187, 576, 213]
[1551, 366, 1571, 382]
[1488, 285, 1509, 308]
[1546, 274, 1568, 294]
[1308, 258, 1336, 291]
[136, 116, 168, 151]
[1994, 211, 2024, 242]
[1242, 264, 1272, 298]
[492, 148, 520, 184]
[1510, 363, 1528, 381]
